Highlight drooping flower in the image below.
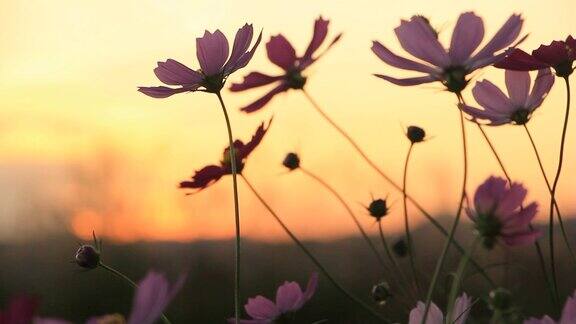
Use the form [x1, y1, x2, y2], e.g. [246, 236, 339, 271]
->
[408, 293, 472, 324]
[180, 119, 272, 191]
[495, 36, 576, 78]
[139, 24, 262, 98]
[372, 12, 525, 93]
[87, 271, 185, 324]
[524, 290, 576, 324]
[467, 176, 541, 249]
[230, 17, 342, 113]
[229, 273, 318, 324]
[460, 69, 555, 125]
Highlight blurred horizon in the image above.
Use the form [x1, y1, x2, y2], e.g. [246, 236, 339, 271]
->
[0, 0, 575, 243]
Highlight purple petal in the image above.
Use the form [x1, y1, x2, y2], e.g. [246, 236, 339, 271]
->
[224, 24, 254, 72]
[138, 86, 193, 99]
[237, 119, 272, 160]
[394, 16, 450, 68]
[471, 14, 523, 62]
[459, 104, 510, 126]
[449, 12, 485, 64]
[196, 30, 229, 76]
[302, 272, 318, 302]
[533, 41, 571, 67]
[495, 182, 527, 216]
[560, 291, 576, 324]
[266, 35, 297, 70]
[299, 33, 342, 70]
[451, 293, 472, 324]
[179, 165, 226, 190]
[227, 29, 263, 75]
[408, 301, 444, 324]
[372, 41, 438, 74]
[275, 282, 304, 313]
[154, 59, 203, 86]
[244, 296, 280, 320]
[373, 74, 436, 86]
[240, 84, 289, 113]
[472, 80, 514, 113]
[495, 49, 549, 71]
[527, 68, 555, 108]
[501, 202, 538, 233]
[505, 70, 531, 106]
[2, 296, 38, 324]
[473, 176, 508, 215]
[501, 230, 541, 246]
[302, 17, 330, 62]
[230, 72, 283, 92]
[524, 316, 557, 324]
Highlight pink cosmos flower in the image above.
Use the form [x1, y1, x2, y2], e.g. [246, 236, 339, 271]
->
[230, 17, 342, 113]
[408, 293, 472, 324]
[524, 290, 576, 324]
[229, 273, 318, 324]
[87, 271, 185, 324]
[460, 69, 555, 125]
[467, 176, 541, 249]
[372, 12, 525, 93]
[180, 119, 272, 191]
[139, 24, 262, 98]
[495, 36, 576, 78]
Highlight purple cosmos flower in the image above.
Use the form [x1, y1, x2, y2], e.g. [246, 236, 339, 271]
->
[87, 271, 185, 324]
[495, 36, 576, 77]
[139, 24, 262, 98]
[408, 293, 472, 324]
[230, 17, 342, 113]
[460, 69, 555, 125]
[179, 119, 271, 191]
[467, 176, 541, 249]
[372, 12, 525, 93]
[524, 290, 576, 324]
[229, 273, 318, 324]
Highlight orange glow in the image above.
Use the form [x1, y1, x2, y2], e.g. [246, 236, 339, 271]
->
[1, 0, 575, 243]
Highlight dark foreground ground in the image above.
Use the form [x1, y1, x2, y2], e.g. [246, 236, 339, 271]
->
[1, 218, 574, 323]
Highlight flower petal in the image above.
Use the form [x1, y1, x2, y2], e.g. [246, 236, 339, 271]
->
[240, 84, 289, 113]
[237, 119, 272, 160]
[302, 272, 318, 303]
[471, 14, 523, 62]
[449, 12, 485, 64]
[451, 293, 472, 324]
[179, 165, 226, 190]
[244, 296, 280, 320]
[394, 16, 450, 68]
[459, 104, 510, 126]
[266, 35, 297, 70]
[494, 49, 549, 71]
[533, 41, 571, 67]
[138, 86, 193, 99]
[225, 24, 254, 72]
[227, 29, 263, 75]
[275, 282, 304, 313]
[472, 80, 514, 113]
[527, 68, 555, 109]
[373, 74, 436, 86]
[372, 41, 438, 74]
[408, 301, 444, 324]
[501, 230, 541, 246]
[501, 202, 538, 232]
[473, 176, 508, 215]
[230, 72, 283, 92]
[154, 59, 203, 86]
[524, 316, 557, 324]
[495, 182, 527, 216]
[127, 272, 185, 324]
[505, 70, 531, 106]
[302, 17, 330, 62]
[196, 30, 229, 76]
[560, 291, 576, 324]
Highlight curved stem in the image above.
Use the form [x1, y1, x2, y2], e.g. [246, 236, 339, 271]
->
[377, 220, 415, 300]
[216, 92, 241, 324]
[421, 106, 468, 324]
[548, 77, 572, 305]
[301, 89, 494, 287]
[446, 237, 479, 323]
[99, 263, 172, 324]
[240, 174, 390, 323]
[402, 143, 422, 298]
[298, 167, 388, 271]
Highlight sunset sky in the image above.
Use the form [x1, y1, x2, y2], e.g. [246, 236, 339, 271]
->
[0, 0, 575, 243]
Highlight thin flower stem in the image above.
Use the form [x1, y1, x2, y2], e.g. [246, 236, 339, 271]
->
[301, 89, 494, 287]
[402, 143, 422, 298]
[298, 167, 389, 273]
[240, 174, 391, 323]
[446, 237, 480, 323]
[99, 262, 172, 324]
[548, 76, 572, 306]
[420, 107, 468, 324]
[215, 92, 241, 324]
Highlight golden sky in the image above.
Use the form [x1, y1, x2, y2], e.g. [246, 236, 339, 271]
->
[0, 0, 575, 242]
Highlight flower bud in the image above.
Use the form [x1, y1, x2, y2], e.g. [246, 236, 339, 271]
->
[282, 152, 300, 170]
[392, 238, 408, 258]
[75, 244, 100, 269]
[488, 288, 513, 312]
[368, 199, 389, 220]
[406, 126, 426, 143]
[371, 282, 392, 306]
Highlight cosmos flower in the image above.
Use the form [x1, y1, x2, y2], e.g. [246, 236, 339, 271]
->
[467, 176, 541, 249]
[139, 24, 262, 98]
[495, 36, 576, 77]
[460, 69, 555, 125]
[372, 12, 524, 93]
[229, 273, 318, 324]
[87, 271, 185, 324]
[230, 17, 342, 112]
[179, 119, 272, 190]
[408, 293, 472, 324]
[524, 290, 576, 324]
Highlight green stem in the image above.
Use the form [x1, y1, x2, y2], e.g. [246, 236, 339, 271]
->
[99, 263, 172, 324]
[421, 107, 468, 324]
[216, 92, 241, 324]
[445, 237, 479, 323]
[402, 142, 422, 298]
[240, 175, 390, 323]
[301, 89, 494, 288]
